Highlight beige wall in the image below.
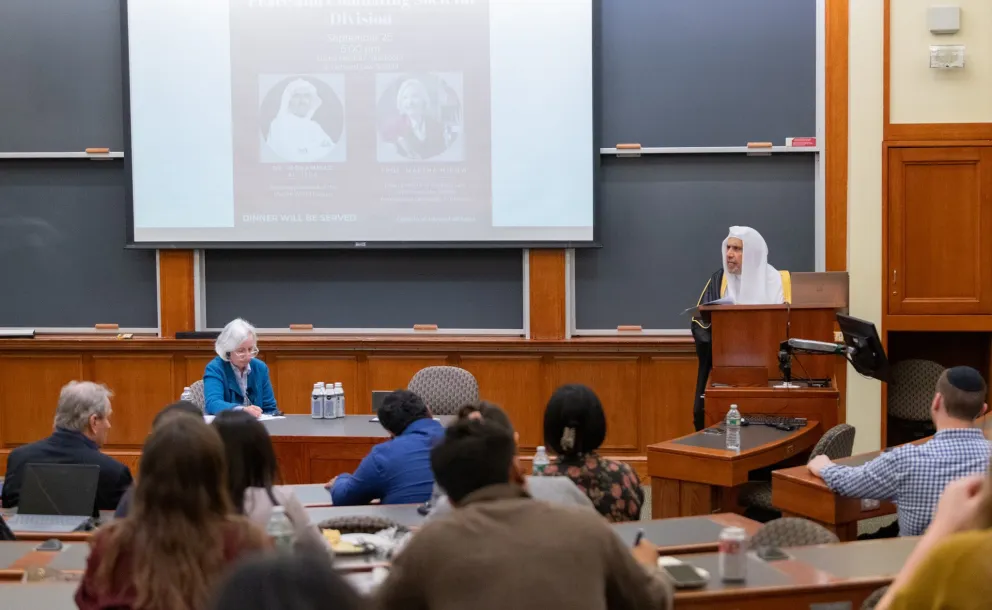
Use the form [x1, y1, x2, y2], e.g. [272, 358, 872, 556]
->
[846, 0, 884, 453]
[890, 0, 992, 124]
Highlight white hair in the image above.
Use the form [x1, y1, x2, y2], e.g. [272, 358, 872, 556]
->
[396, 78, 430, 111]
[215, 318, 258, 360]
[53, 381, 113, 432]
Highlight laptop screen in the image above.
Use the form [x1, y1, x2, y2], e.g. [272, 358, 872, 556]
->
[20, 463, 100, 517]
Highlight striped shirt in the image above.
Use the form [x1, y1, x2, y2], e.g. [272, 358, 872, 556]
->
[820, 428, 990, 536]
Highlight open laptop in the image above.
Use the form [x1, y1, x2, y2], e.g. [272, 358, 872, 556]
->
[5, 463, 99, 533]
[369, 390, 391, 422]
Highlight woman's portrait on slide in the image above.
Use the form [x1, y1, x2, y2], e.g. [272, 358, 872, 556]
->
[376, 73, 463, 162]
[258, 75, 346, 163]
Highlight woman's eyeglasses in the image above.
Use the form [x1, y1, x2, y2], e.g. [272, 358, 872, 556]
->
[232, 347, 259, 357]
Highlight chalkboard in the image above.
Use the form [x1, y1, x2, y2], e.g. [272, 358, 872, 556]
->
[0, 0, 123, 152]
[205, 250, 524, 330]
[575, 155, 815, 331]
[0, 160, 158, 328]
[599, 0, 816, 148]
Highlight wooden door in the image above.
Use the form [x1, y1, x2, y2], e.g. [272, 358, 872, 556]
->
[887, 146, 992, 315]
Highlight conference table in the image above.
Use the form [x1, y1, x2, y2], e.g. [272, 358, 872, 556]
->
[0, 512, 762, 579]
[648, 421, 822, 518]
[263, 415, 454, 484]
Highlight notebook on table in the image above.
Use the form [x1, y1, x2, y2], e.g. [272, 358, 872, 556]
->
[5, 463, 99, 533]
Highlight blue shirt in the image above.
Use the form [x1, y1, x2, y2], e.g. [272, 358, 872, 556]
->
[331, 418, 444, 506]
[203, 356, 278, 415]
[821, 428, 991, 536]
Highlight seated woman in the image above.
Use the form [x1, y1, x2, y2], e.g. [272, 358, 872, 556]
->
[212, 410, 325, 551]
[425, 401, 594, 521]
[327, 389, 443, 506]
[877, 470, 992, 609]
[204, 318, 278, 417]
[75, 416, 269, 610]
[537, 384, 644, 523]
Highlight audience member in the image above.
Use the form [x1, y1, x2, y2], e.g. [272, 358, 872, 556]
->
[426, 401, 594, 520]
[115, 400, 204, 518]
[75, 416, 269, 610]
[809, 366, 991, 536]
[327, 389, 443, 505]
[373, 419, 672, 610]
[2, 381, 132, 514]
[877, 467, 992, 609]
[538, 384, 644, 522]
[212, 550, 363, 610]
[212, 410, 325, 551]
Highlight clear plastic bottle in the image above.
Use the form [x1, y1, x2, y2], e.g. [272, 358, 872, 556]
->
[725, 404, 741, 451]
[335, 382, 345, 418]
[266, 505, 295, 552]
[532, 446, 550, 475]
[324, 382, 337, 419]
[180, 386, 192, 402]
[311, 383, 323, 419]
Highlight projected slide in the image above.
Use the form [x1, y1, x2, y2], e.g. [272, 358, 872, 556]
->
[126, 0, 594, 245]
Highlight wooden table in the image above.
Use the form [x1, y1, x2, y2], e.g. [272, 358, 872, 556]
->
[264, 415, 453, 484]
[286, 483, 333, 507]
[648, 421, 821, 518]
[613, 514, 760, 555]
[772, 423, 992, 541]
[772, 451, 894, 541]
[0, 536, 916, 609]
[673, 536, 915, 609]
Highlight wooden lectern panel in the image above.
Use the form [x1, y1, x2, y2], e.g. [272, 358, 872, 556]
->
[702, 305, 836, 381]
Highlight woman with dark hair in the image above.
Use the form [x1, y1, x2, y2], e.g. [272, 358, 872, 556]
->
[212, 550, 363, 610]
[75, 416, 269, 610]
[539, 384, 644, 522]
[211, 410, 325, 551]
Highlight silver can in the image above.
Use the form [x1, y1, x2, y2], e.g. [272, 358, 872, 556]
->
[718, 526, 748, 582]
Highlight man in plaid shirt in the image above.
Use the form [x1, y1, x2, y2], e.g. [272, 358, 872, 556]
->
[808, 366, 991, 537]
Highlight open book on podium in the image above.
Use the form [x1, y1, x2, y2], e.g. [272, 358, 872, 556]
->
[698, 272, 849, 431]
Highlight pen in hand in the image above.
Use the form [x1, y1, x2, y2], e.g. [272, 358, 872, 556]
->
[633, 528, 645, 547]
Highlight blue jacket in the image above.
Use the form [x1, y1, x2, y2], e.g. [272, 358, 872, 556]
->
[331, 418, 444, 506]
[203, 356, 278, 415]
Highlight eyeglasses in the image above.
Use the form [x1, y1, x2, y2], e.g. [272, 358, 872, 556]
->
[232, 347, 259, 357]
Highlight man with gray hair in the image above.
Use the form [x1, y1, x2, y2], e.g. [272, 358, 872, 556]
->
[2, 381, 132, 514]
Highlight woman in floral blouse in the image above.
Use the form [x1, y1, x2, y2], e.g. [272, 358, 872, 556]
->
[539, 384, 644, 522]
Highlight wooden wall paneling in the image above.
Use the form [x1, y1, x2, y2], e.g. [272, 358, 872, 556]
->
[366, 355, 450, 411]
[267, 355, 359, 415]
[552, 357, 640, 452]
[528, 250, 566, 340]
[639, 356, 697, 449]
[459, 355, 546, 449]
[825, 0, 849, 273]
[183, 354, 216, 388]
[887, 147, 992, 315]
[91, 354, 177, 446]
[157, 250, 196, 338]
[0, 356, 83, 446]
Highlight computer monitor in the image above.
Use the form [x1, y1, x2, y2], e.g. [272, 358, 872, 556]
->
[20, 463, 100, 517]
[836, 313, 890, 383]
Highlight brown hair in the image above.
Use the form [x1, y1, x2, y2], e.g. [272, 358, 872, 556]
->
[457, 401, 514, 435]
[93, 416, 265, 610]
[936, 370, 987, 421]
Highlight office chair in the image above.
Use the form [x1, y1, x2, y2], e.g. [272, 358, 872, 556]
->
[407, 366, 479, 416]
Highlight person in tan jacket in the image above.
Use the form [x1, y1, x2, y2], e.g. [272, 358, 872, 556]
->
[373, 419, 672, 610]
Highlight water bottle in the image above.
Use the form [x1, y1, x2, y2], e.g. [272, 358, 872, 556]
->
[335, 382, 345, 418]
[180, 386, 192, 402]
[725, 404, 741, 451]
[324, 382, 337, 419]
[266, 505, 295, 552]
[532, 446, 550, 475]
[311, 383, 323, 419]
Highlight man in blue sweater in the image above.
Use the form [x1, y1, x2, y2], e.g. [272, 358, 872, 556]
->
[327, 390, 443, 505]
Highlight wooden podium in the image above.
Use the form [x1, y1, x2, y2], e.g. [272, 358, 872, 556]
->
[700, 304, 841, 430]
